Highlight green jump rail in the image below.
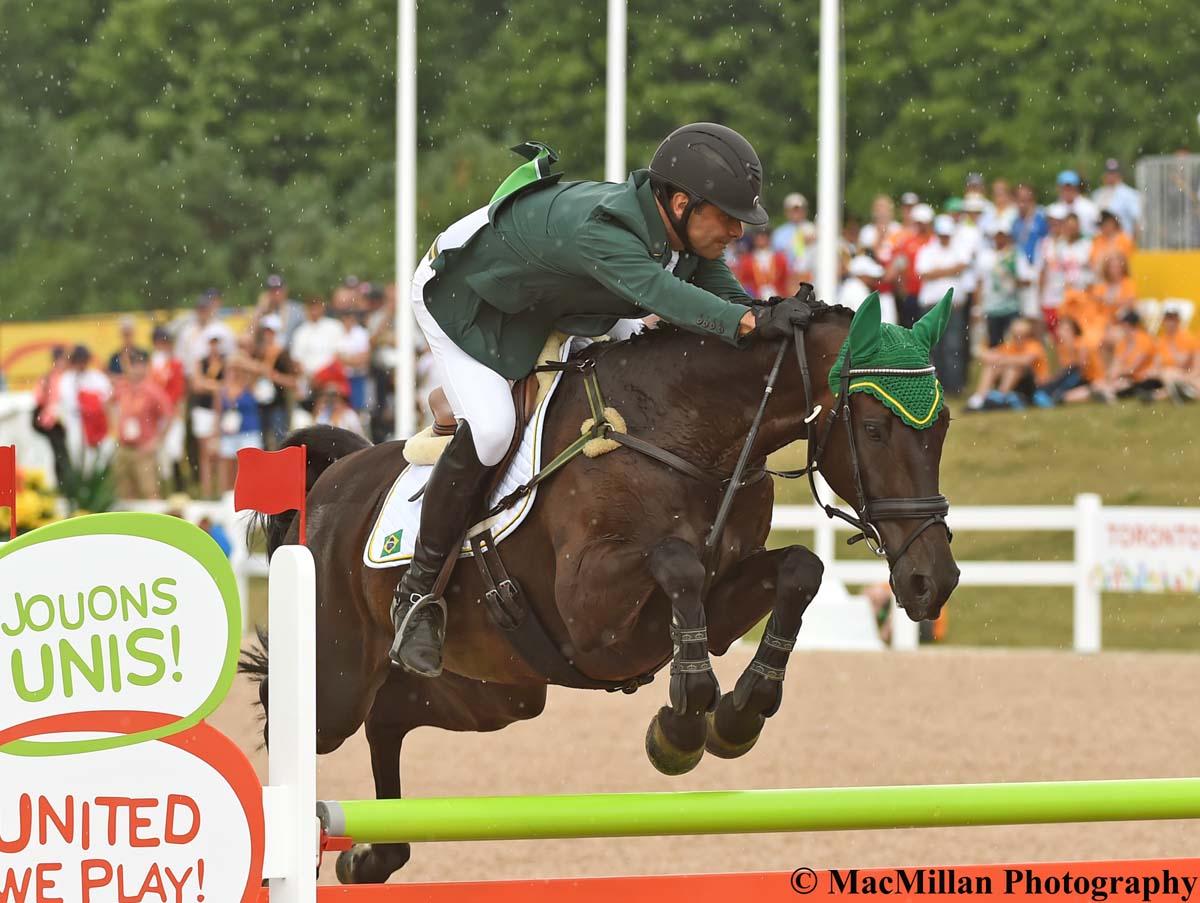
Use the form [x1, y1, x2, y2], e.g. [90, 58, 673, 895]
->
[317, 777, 1200, 844]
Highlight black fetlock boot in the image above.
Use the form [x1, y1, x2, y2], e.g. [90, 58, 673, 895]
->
[389, 422, 494, 676]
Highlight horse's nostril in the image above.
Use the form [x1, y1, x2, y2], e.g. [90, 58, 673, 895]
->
[911, 573, 933, 601]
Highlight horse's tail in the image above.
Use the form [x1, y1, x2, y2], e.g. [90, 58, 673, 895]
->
[251, 424, 373, 557]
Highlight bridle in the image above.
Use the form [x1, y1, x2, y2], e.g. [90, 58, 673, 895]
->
[776, 330, 953, 563]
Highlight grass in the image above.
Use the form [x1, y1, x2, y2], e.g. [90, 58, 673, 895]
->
[766, 400, 1200, 651]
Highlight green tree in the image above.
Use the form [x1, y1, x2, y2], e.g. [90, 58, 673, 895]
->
[70, 0, 396, 188]
[0, 0, 108, 117]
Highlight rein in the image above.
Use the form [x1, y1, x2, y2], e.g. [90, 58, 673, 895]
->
[479, 356, 731, 524]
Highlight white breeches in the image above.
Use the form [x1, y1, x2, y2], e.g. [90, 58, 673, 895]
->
[411, 259, 516, 466]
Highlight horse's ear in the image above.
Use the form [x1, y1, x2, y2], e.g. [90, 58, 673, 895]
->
[912, 289, 954, 351]
[847, 292, 882, 360]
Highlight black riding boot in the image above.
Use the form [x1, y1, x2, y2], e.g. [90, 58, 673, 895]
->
[389, 422, 493, 676]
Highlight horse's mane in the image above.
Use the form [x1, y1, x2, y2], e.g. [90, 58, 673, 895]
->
[569, 297, 854, 362]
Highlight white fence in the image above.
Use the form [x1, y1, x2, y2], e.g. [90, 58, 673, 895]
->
[774, 496, 1104, 652]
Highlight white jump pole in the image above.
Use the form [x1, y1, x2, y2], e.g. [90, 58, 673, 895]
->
[395, 0, 417, 439]
[605, 0, 627, 184]
[815, 0, 841, 306]
[263, 546, 318, 902]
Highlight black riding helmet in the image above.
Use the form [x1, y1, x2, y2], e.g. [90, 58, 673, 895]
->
[648, 123, 769, 253]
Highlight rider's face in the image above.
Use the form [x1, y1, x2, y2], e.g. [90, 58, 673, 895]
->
[668, 193, 745, 259]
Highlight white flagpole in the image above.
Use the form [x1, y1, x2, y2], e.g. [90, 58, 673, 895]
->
[816, 0, 842, 306]
[395, 0, 417, 439]
[605, 0, 627, 184]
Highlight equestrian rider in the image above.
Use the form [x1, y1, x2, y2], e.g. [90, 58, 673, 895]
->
[392, 122, 812, 677]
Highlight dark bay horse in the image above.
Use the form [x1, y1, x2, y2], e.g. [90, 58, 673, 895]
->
[241, 299, 959, 884]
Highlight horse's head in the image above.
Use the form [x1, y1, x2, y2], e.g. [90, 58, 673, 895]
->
[815, 291, 959, 622]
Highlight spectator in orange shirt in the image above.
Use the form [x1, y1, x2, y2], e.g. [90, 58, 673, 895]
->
[1149, 308, 1198, 402]
[1031, 317, 1102, 406]
[1089, 252, 1137, 321]
[111, 350, 173, 499]
[965, 317, 1049, 411]
[735, 227, 790, 299]
[1066, 310, 1158, 403]
[1058, 289, 1108, 350]
[1089, 210, 1135, 272]
[892, 203, 935, 327]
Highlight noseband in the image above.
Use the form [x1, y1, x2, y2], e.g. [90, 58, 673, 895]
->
[784, 331, 952, 563]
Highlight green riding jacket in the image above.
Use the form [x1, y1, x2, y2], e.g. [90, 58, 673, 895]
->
[424, 168, 754, 379]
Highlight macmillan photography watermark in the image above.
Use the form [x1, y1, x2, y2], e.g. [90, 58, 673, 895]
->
[790, 867, 1198, 900]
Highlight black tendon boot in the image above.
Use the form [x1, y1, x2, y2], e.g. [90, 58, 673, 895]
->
[389, 422, 494, 676]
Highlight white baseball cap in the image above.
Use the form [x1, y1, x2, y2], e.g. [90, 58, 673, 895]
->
[933, 214, 956, 236]
[783, 192, 808, 209]
[1045, 202, 1070, 220]
[200, 323, 228, 345]
[911, 203, 935, 224]
[260, 314, 283, 332]
[848, 255, 885, 279]
[962, 195, 987, 214]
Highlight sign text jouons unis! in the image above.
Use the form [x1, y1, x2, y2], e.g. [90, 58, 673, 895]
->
[3, 578, 183, 701]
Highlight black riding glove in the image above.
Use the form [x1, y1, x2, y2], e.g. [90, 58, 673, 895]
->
[792, 282, 817, 305]
[751, 297, 813, 340]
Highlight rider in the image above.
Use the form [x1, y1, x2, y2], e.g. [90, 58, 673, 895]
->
[391, 122, 812, 677]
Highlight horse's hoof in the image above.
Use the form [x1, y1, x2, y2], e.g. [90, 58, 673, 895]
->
[335, 847, 359, 885]
[335, 843, 411, 885]
[645, 710, 705, 775]
[704, 707, 764, 760]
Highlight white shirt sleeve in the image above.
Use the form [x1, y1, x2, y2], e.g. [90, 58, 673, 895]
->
[606, 318, 647, 342]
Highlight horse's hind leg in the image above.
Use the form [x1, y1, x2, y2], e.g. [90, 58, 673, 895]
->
[643, 537, 721, 776]
[335, 668, 547, 885]
[705, 545, 822, 759]
[333, 672, 412, 884]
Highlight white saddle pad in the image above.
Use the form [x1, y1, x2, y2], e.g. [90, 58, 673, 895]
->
[364, 340, 575, 569]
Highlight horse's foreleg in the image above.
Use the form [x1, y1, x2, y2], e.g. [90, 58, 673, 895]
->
[643, 537, 721, 776]
[705, 544, 822, 760]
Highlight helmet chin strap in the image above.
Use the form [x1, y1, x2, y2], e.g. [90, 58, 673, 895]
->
[655, 185, 703, 256]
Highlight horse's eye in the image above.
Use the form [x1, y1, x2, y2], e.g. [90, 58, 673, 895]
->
[864, 421, 885, 441]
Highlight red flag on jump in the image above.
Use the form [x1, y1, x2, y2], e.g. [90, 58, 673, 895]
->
[234, 445, 308, 545]
[0, 445, 16, 540]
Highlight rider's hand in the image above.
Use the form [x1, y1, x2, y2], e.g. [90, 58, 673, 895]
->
[750, 297, 813, 340]
[791, 282, 817, 306]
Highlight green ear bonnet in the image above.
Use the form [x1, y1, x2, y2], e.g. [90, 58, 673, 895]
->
[826, 290, 954, 430]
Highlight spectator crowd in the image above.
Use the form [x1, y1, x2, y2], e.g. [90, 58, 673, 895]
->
[24, 158, 1200, 503]
[727, 159, 1197, 412]
[31, 276, 405, 500]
